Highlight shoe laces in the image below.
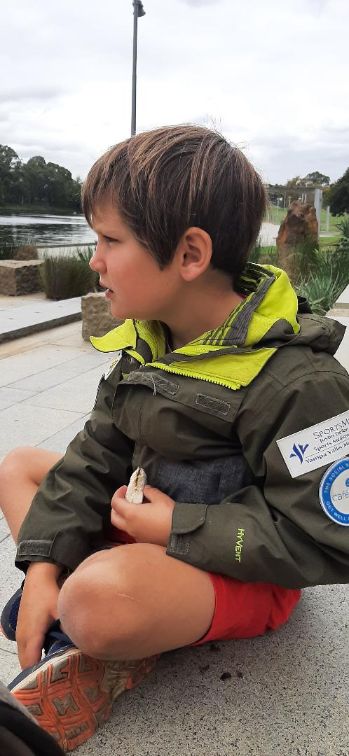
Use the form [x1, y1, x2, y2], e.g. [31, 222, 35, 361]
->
[43, 620, 74, 655]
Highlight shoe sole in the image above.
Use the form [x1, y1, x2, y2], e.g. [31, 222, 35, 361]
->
[10, 647, 157, 751]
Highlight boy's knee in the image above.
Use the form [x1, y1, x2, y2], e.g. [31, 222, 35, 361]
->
[0, 447, 33, 486]
[58, 546, 157, 657]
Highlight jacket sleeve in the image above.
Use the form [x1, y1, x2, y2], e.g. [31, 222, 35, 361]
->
[166, 360, 349, 588]
[16, 358, 134, 573]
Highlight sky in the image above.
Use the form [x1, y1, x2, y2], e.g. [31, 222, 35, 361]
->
[0, 0, 348, 186]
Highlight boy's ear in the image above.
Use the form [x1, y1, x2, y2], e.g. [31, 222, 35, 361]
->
[176, 227, 212, 281]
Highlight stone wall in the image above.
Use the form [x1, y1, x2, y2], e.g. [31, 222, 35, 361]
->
[0, 260, 44, 295]
[81, 292, 122, 341]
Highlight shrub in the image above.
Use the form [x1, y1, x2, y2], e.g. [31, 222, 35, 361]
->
[13, 244, 38, 260]
[296, 269, 344, 315]
[296, 245, 349, 315]
[0, 243, 16, 261]
[335, 215, 349, 240]
[250, 243, 278, 265]
[75, 245, 96, 264]
[75, 245, 100, 290]
[40, 254, 98, 300]
[277, 213, 349, 313]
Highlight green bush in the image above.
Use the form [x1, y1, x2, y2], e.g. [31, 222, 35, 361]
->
[335, 215, 349, 239]
[296, 244, 349, 314]
[40, 254, 98, 300]
[287, 238, 319, 283]
[0, 242, 16, 260]
[251, 243, 278, 265]
[297, 268, 344, 315]
[14, 244, 38, 260]
[75, 245, 96, 264]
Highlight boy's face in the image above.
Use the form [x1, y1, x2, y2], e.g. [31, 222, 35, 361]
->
[90, 199, 180, 322]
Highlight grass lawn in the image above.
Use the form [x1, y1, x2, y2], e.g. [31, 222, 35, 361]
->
[265, 206, 287, 225]
[318, 236, 338, 248]
[257, 240, 338, 258]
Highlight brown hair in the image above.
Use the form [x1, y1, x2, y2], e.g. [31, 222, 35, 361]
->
[82, 124, 267, 283]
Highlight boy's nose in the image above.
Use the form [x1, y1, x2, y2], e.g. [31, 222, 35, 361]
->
[89, 246, 105, 273]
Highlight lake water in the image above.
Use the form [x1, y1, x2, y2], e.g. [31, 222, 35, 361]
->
[0, 212, 279, 249]
[0, 212, 96, 247]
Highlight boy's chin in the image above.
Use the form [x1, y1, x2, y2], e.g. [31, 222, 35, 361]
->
[109, 301, 132, 321]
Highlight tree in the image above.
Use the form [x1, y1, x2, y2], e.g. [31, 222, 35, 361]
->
[327, 168, 349, 216]
[303, 171, 330, 186]
[0, 145, 21, 204]
[0, 144, 82, 209]
[23, 156, 48, 204]
[286, 176, 302, 188]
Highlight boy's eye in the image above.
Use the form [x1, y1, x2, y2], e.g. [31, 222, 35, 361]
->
[104, 235, 118, 243]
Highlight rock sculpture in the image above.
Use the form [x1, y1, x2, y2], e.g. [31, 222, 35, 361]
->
[276, 201, 318, 281]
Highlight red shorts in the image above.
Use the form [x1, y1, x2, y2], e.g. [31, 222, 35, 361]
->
[107, 528, 301, 644]
[192, 572, 301, 645]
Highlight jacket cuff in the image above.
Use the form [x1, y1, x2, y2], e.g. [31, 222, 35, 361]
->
[16, 532, 89, 573]
[167, 502, 207, 557]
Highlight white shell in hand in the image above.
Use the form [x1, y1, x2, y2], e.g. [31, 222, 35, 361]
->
[126, 467, 147, 504]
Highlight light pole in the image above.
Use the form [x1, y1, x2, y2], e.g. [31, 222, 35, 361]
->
[131, 0, 146, 136]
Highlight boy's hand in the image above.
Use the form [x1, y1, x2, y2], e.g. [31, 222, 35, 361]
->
[16, 562, 61, 669]
[111, 485, 175, 546]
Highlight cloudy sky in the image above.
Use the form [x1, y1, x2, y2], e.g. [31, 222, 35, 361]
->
[1, 0, 348, 185]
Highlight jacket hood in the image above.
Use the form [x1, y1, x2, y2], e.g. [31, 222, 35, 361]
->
[91, 264, 345, 390]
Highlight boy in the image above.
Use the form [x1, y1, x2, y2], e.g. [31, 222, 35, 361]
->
[0, 124, 349, 751]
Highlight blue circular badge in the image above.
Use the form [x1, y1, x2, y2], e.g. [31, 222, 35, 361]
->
[319, 457, 349, 526]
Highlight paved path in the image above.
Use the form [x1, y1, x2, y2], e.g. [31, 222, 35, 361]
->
[0, 315, 348, 755]
[0, 292, 81, 343]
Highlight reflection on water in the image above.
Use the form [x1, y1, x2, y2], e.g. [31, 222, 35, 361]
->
[0, 212, 277, 250]
[0, 213, 96, 247]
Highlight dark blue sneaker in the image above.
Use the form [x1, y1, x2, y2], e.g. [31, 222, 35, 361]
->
[1, 586, 64, 652]
[0, 586, 23, 641]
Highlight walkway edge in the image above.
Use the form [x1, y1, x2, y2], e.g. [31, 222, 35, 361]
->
[0, 312, 81, 344]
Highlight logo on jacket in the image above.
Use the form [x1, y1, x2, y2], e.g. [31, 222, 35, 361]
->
[319, 457, 349, 526]
[277, 409, 349, 478]
[290, 443, 309, 463]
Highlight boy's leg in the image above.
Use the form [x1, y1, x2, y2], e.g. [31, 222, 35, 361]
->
[0, 447, 62, 541]
[58, 543, 215, 658]
[0, 449, 215, 654]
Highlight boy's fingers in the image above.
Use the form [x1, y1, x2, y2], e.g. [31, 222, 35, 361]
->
[143, 485, 159, 499]
[111, 508, 127, 528]
[111, 495, 132, 515]
[143, 485, 172, 505]
[111, 486, 127, 506]
[18, 635, 43, 669]
[117, 485, 127, 497]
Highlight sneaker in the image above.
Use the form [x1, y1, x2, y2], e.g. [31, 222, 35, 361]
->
[9, 623, 158, 751]
[0, 680, 65, 756]
[1, 587, 63, 654]
[0, 585, 23, 641]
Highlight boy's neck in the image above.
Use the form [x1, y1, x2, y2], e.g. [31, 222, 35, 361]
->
[165, 281, 244, 351]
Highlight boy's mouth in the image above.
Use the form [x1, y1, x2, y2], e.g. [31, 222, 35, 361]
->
[100, 281, 114, 294]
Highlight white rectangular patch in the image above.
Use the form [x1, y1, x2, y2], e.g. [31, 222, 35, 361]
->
[276, 410, 349, 478]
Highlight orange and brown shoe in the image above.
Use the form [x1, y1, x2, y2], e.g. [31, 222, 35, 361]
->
[8, 627, 158, 751]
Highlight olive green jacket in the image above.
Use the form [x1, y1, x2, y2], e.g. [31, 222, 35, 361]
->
[16, 264, 349, 588]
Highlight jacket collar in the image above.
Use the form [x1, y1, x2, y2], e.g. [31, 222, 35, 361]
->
[90, 264, 300, 390]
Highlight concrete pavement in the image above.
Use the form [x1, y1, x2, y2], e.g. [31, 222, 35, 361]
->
[0, 291, 81, 343]
[0, 310, 348, 755]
